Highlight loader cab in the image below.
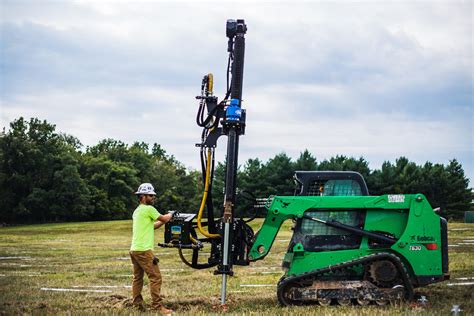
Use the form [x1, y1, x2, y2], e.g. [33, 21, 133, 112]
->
[288, 171, 369, 254]
[293, 171, 369, 196]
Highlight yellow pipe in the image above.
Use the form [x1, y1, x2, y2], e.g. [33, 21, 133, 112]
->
[197, 148, 220, 238]
[207, 73, 213, 94]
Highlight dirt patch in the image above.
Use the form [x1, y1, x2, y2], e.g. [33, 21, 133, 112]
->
[94, 294, 130, 309]
[96, 294, 135, 310]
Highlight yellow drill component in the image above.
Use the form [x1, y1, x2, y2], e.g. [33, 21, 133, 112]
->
[196, 148, 220, 238]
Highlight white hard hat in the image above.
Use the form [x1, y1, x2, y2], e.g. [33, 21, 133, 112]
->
[135, 183, 156, 195]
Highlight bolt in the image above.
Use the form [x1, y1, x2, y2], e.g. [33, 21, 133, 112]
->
[451, 305, 462, 316]
[417, 295, 428, 305]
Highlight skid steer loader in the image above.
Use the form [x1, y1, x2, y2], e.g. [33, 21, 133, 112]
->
[159, 19, 449, 306]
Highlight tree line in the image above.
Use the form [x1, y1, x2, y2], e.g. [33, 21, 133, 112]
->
[0, 118, 202, 223]
[0, 117, 472, 224]
[217, 152, 473, 220]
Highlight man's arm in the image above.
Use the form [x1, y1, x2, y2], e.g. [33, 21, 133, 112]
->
[154, 213, 173, 230]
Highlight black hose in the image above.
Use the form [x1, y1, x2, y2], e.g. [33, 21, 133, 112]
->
[196, 105, 220, 128]
[226, 53, 232, 97]
[200, 149, 206, 183]
[177, 228, 218, 269]
[237, 190, 260, 223]
[206, 150, 217, 233]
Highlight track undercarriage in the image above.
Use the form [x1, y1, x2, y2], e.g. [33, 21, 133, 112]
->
[277, 253, 414, 306]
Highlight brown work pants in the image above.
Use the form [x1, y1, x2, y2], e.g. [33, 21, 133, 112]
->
[129, 250, 163, 309]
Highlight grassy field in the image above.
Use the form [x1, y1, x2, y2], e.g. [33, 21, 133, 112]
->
[0, 219, 473, 315]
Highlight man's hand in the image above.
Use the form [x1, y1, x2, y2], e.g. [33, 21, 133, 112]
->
[160, 212, 173, 223]
[154, 212, 173, 230]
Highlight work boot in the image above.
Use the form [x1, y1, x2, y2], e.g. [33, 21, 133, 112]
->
[151, 305, 173, 315]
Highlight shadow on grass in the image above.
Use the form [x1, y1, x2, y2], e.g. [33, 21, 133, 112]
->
[165, 295, 277, 312]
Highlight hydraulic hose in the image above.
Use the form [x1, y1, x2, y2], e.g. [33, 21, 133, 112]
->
[207, 73, 213, 95]
[239, 190, 259, 223]
[196, 148, 220, 238]
[190, 235, 198, 244]
[178, 227, 217, 269]
[178, 248, 218, 269]
[196, 73, 219, 128]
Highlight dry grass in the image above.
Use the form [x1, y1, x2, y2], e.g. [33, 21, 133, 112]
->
[0, 219, 473, 315]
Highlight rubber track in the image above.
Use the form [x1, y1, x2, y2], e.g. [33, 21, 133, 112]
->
[277, 252, 414, 306]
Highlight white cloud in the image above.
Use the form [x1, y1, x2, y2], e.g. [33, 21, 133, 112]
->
[1, 1, 472, 183]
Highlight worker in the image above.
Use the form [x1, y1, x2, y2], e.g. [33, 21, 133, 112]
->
[129, 183, 174, 315]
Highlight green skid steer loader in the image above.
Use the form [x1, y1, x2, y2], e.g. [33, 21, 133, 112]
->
[248, 171, 449, 306]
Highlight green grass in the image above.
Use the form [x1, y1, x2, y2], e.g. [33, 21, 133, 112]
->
[0, 220, 473, 315]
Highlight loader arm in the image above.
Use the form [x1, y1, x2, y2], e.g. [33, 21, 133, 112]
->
[248, 203, 295, 261]
[248, 195, 392, 262]
[249, 193, 439, 262]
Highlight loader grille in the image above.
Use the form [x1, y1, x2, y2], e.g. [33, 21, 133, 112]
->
[293, 210, 365, 251]
[301, 211, 360, 236]
[307, 180, 362, 196]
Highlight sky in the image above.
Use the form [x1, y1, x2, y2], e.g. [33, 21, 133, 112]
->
[1, 1, 473, 186]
